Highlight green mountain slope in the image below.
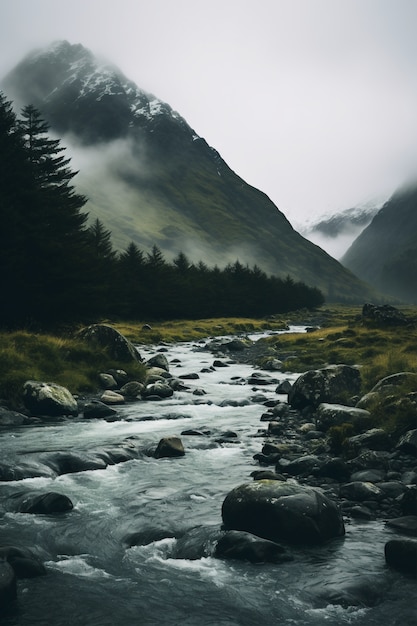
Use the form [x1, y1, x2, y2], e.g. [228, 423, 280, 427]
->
[2, 40, 377, 302]
[342, 183, 417, 303]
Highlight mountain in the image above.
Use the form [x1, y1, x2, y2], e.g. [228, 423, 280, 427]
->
[298, 201, 382, 260]
[341, 183, 417, 303]
[2, 40, 377, 302]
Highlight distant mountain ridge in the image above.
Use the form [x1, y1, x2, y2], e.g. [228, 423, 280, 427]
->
[341, 183, 417, 303]
[1, 40, 377, 302]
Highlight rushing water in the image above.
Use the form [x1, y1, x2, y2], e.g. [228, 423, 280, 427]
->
[0, 330, 415, 626]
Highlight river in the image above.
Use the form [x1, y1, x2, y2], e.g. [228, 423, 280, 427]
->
[0, 329, 415, 625]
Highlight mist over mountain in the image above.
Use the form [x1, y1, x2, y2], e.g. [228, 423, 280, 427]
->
[341, 183, 417, 303]
[298, 201, 382, 260]
[1, 40, 378, 302]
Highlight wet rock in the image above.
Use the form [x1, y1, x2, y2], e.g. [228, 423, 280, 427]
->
[312, 576, 383, 608]
[39, 450, 108, 474]
[154, 436, 185, 459]
[0, 461, 56, 481]
[340, 481, 383, 502]
[288, 365, 361, 411]
[143, 382, 174, 399]
[280, 455, 322, 477]
[172, 526, 221, 560]
[386, 516, 417, 536]
[399, 486, 417, 515]
[315, 403, 371, 432]
[251, 470, 286, 481]
[221, 480, 345, 545]
[119, 380, 145, 398]
[179, 372, 200, 380]
[213, 359, 228, 367]
[83, 400, 118, 419]
[316, 458, 351, 482]
[385, 538, 417, 576]
[215, 530, 292, 563]
[77, 324, 142, 362]
[276, 380, 292, 394]
[378, 481, 407, 500]
[350, 469, 386, 482]
[9, 491, 73, 514]
[0, 561, 16, 606]
[98, 373, 118, 389]
[146, 353, 170, 372]
[396, 429, 417, 456]
[349, 505, 374, 520]
[23, 380, 78, 417]
[100, 390, 125, 405]
[347, 450, 390, 472]
[0, 546, 46, 578]
[0, 407, 33, 428]
[261, 358, 283, 371]
[345, 428, 391, 453]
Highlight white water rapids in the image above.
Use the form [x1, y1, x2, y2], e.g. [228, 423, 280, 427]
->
[0, 329, 415, 625]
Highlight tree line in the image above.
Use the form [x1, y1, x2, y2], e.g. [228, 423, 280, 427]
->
[0, 93, 324, 329]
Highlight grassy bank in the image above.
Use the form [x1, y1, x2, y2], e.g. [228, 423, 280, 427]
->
[0, 307, 416, 417]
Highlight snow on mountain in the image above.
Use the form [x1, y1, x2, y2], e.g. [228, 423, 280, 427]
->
[297, 199, 385, 259]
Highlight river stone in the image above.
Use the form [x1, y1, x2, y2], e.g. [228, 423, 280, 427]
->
[281, 455, 322, 477]
[0, 407, 32, 428]
[100, 390, 125, 405]
[10, 491, 73, 514]
[386, 516, 417, 536]
[399, 486, 417, 515]
[315, 403, 371, 432]
[215, 530, 292, 563]
[276, 380, 293, 394]
[143, 382, 174, 399]
[317, 458, 351, 482]
[0, 546, 46, 578]
[77, 324, 142, 362]
[345, 428, 391, 453]
[98, 373, 118, 389]
[83, 400, 118, 419]
[119, 381, 145, 398]
[40, 450, 108, 474]
[23, 380, 78, 417]
[154, 436, 185, 459]
[362, 303, 409, 326]
[221, 480, 345, 545]
[288, 365, 361, 410]
[385, 538, 417, 576]
[146, 354, 170, 372]
[340, 481, 383, 502]
[0, 561, 16, 605]
[396, 429, 417, 456]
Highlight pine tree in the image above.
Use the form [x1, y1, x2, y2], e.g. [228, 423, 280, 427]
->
[0, 103, 94, 326]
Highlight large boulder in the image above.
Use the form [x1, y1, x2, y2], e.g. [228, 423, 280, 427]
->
[23, 381, 78, 417]
[77, 324, 142, 362]
[288, 365, 361, 410]
[385, 539, 417, 576]
[362, 303, 409, 327]
[221, 480, 345, 545]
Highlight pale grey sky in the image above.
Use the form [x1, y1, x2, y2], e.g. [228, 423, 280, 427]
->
[1, 0, 416, 227]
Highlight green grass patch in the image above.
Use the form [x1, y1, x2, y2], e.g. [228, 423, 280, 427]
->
[0, 330, 146, 409]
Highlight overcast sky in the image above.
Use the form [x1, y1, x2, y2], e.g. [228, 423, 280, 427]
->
[1, 0, 416, 227]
